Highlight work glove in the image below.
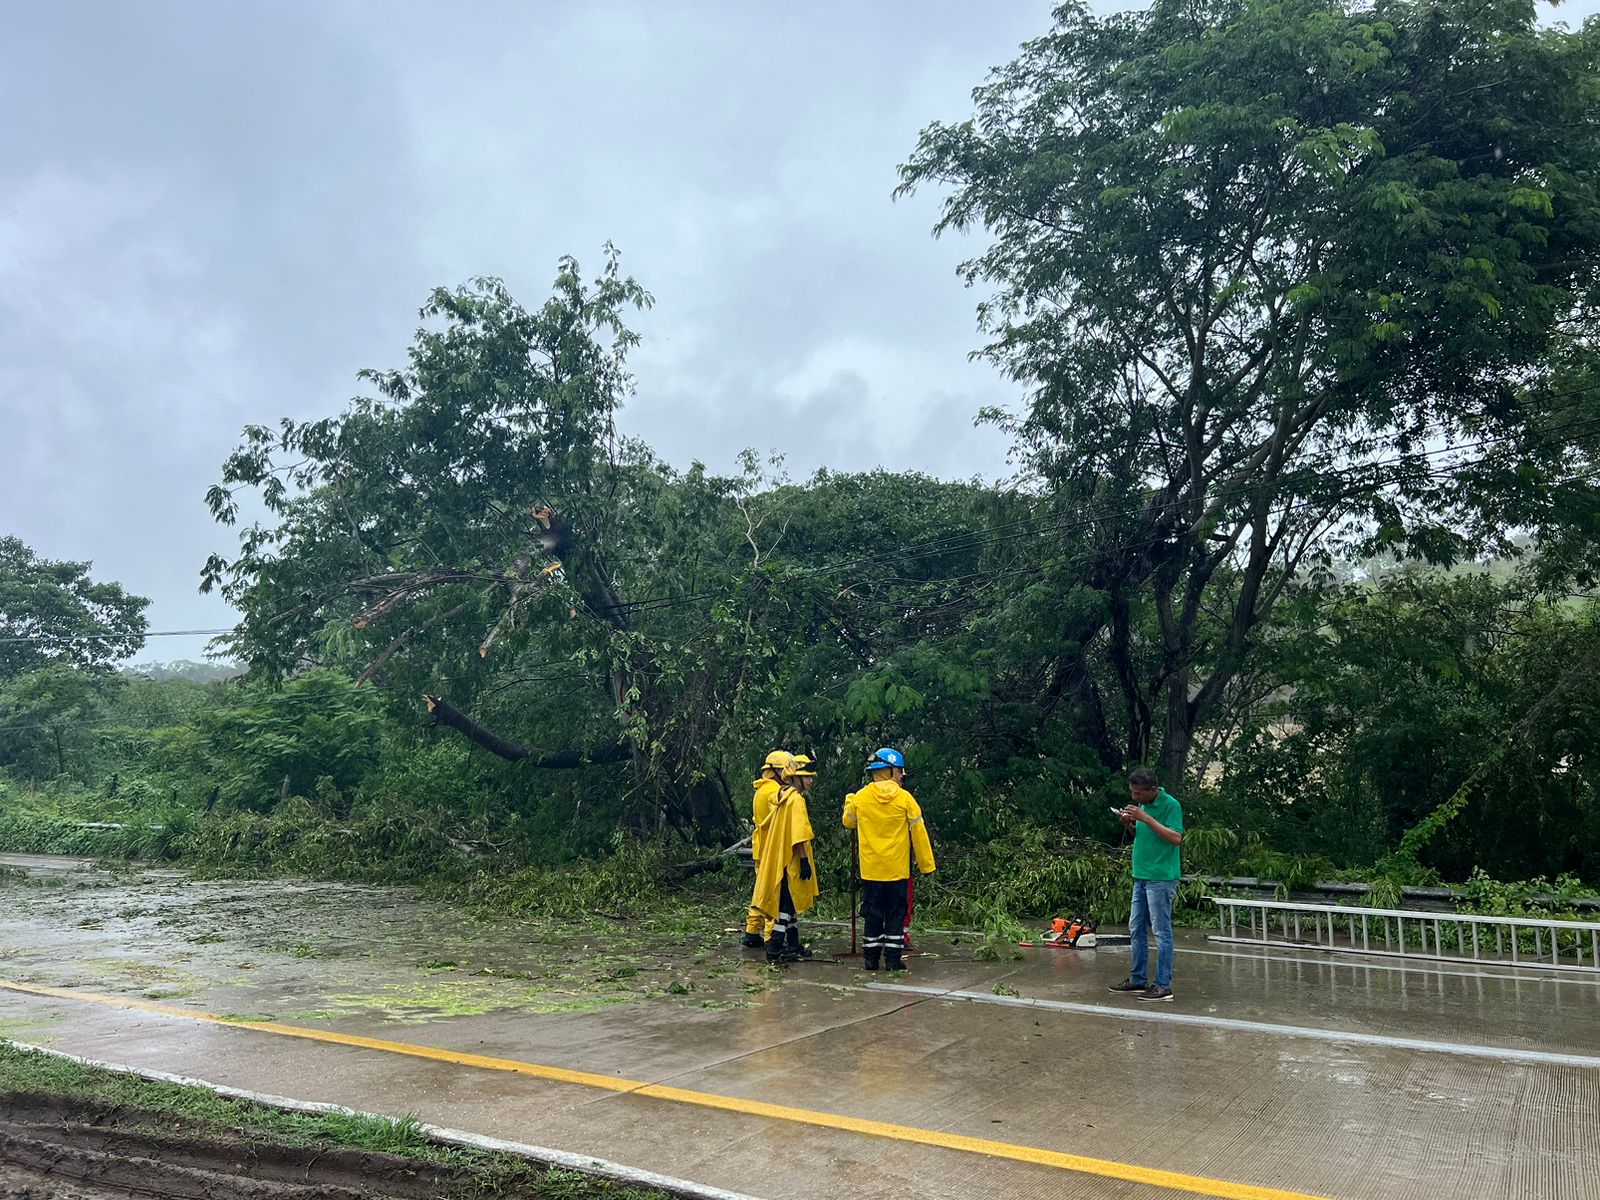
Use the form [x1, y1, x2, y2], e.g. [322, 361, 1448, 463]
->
[798, 857, 812, 881]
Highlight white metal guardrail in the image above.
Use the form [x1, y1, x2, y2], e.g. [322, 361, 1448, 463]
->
[1188, 874, 1600, 912]
[1211, 896, 1600, 975]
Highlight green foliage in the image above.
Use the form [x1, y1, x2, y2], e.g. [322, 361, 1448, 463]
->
[132, 805, 199, 862]
[930, 815, 1131, 928]
[1457, 867, 1599, 920]
[1224, 573, 1600, 881]
[899, 0, 1600, 781]
[1232, 834, 1328, 887]
[304, 1111, 429, 1155]
[197, 670, 385, 812]
[0, 811, 130, 856]
[0, 536, 149, 679]
[1363, 874, 1405, 910]
[172, 803, 464, 882]
[1181, 826, 1241, 876]
[457, 833, 703, 918]
[0, 665, 121, 779]
[971, 901, 1029, 961]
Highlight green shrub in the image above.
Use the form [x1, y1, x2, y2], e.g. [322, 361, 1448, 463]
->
[927, 817, 1130, 926]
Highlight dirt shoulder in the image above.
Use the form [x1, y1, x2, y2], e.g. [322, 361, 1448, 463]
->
[0, 1043, 676, 1200]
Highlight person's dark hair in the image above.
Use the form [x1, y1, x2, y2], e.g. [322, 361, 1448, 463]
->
[1128, 767, 1159, 789]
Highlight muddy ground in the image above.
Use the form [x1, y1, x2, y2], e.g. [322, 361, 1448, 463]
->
[0, 856, 829, 1035]
[0, 856, 785, 1199]
[0, 1090, 664, 1199]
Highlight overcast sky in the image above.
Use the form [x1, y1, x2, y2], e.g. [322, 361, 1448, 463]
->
[3, 1, 1595, 661]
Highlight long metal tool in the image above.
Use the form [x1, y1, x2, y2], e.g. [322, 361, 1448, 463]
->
[847, 828, 860, 957]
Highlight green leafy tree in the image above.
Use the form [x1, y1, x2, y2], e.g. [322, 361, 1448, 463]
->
[0, 537, 149, 678]
[1224, 572, 1600, 880]
[197, 233, 1048, 844]
[96, 675, 228, 806]
[199, 670, 385, 812]
[0, 664, 121, 778]
[200, 252, 1012, 840]
[202, 253, 666, 794]
[899, 0, 1600, 782]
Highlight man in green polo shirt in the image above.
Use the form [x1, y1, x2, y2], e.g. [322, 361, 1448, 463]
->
[1109, 767, 1184, 1001]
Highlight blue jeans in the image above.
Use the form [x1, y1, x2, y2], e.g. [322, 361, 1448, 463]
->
[1129, 878, 1176, 988]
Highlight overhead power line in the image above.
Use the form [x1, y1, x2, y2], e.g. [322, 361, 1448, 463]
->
[10, 392, 1600, 653]
[0, 628, 234, 645]
[602, 411, 1600, 619]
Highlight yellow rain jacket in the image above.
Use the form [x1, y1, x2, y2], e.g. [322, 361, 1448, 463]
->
[843, 779, 936, 882]
[751, 784, 819, 919]
[749, 776, 780, 862]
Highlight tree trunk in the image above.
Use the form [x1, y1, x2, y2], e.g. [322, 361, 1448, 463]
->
[1156, 641, 1196, 784]
[1106, 583, 1153, 765]
[1049, 654, 1123, 774]
[403, 508, 723, 839]
[423, 695, 630, 767]
[1157, 701, 1194, 785]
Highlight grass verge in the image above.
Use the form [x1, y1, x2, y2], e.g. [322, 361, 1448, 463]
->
[0, 1039, 676, 1198]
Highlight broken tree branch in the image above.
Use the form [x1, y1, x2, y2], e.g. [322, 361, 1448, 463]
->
[422, 695, 630, 768]
[356, 598, 478, 687]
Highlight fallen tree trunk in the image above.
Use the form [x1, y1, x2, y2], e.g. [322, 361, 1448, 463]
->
[658, 835, 753, 884]
[422, 695, 630, 768]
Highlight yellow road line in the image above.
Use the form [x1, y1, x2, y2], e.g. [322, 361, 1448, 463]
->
[0, 977, 1335, 1200]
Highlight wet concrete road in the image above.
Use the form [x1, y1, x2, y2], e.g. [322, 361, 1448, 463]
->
[2, 856, 1597, 1199]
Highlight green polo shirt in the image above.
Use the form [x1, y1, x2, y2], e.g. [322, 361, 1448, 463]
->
[1131, 788, 1184, 881]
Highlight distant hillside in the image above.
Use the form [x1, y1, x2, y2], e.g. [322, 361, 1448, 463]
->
[123, 659, 244, 684]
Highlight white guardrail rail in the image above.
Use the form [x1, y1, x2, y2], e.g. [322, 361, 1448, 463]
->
[1210, 896, 1600, 975]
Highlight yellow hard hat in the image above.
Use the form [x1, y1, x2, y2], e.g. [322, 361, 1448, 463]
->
[763, 750, 794, 772]
[785, 753, 817, 779]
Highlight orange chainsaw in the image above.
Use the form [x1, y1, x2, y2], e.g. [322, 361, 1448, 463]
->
[1019, 915, 1098, 949]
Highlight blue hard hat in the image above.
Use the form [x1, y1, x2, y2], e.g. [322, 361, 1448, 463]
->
[866, 747, 905, 771]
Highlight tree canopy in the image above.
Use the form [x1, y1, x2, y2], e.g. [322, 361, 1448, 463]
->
[199, 253, 1015, 838]
[897, 0, 1600, 778]
[0, 536, 149, 679]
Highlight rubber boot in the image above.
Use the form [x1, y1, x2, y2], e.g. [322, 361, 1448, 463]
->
[765, 936, 785, 964]
[885, 953, 905, 972]
[787, 927, 812, 959]
[741, 933, 764, 949]
[862, 952, 880, 971]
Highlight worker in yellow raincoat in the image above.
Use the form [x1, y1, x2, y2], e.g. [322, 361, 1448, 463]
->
[843, 747, 935, 971]
[742, 750, 793, 948]
[752, 755, 819, 963]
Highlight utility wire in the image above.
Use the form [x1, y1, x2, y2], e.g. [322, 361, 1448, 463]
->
[0, 628, 234, 645]
[10, 389, 1600, 651]
[602, 413, 1600, 619]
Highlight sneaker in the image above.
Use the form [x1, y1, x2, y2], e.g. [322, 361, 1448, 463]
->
[741, 933, 765, 949]
[1138, 985, 1174, 1002]
[1108, 978, 1145, 993]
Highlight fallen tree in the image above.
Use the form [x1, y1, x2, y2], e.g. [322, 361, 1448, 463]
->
[201, 255, 750, 839]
